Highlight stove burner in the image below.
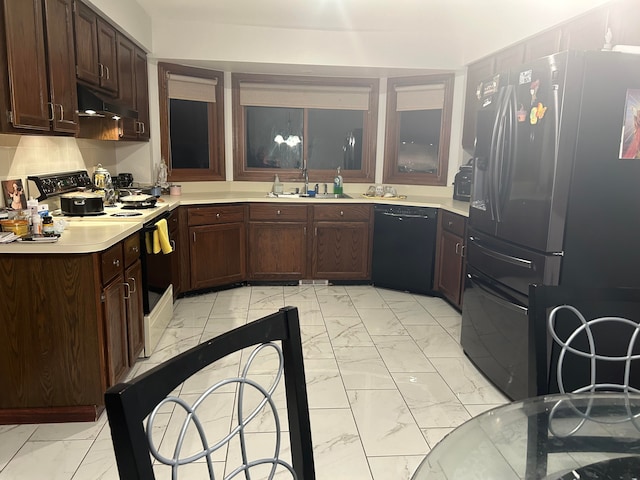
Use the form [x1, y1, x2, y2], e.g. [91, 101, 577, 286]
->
[111, 212, 143, 217]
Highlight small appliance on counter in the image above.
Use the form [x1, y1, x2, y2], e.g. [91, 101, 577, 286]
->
[453, 159, 473, 201]
[92, 164, 116, 206]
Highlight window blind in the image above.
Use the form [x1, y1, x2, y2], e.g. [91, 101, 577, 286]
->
[167, 74, 218, 102]
[239, 82, 371, 110]
[395, 84, 444, 111]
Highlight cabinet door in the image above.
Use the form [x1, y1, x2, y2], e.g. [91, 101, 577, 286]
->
[125, 259, 144, 365]
[103, 277, 128, 386]
[312, 221, 370, 280]
[607, 1, 640, 47]
[169, 210, 181, 299]
[248, 222, 307, 280]
[560, 9, 608, 51]
[462, 58, 495, 151]
[116, 32, 135, 110]
[134, 47, 150, 140]
[524, 28, 562, 62]
[96, 17, 117, 92]
[43, 0, 78, 133]
[436, 229, 465, 307]
[73, 1, 100, 86]
[3, 0, 50, 131]
[189, 223, 246, 290]
[493, 44, 525, 72]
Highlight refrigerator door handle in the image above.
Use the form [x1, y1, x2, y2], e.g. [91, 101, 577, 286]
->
[488, 88, 508, 221]
[494, 85, 516, 223]
[468, 273, 528, 313]
[470, 236, 533, 269]
[498, 86, 517, 216]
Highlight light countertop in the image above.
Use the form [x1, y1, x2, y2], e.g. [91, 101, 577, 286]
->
[0, 192, 469, 254]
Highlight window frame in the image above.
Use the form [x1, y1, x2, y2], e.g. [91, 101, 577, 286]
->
[232, 73, 378, 183]
[383, 74, 455, 186]
[158, 62, 225, 182]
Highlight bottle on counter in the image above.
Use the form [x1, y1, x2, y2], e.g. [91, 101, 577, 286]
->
[31, 213, 42, 235]
[333, 166, 343, 195]
[42, 216, 54, 236]
[273, 174, 284, 194]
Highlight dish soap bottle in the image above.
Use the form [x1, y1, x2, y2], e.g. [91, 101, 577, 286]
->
[333, 167, 343, 195]
[273, 174, 284, 194]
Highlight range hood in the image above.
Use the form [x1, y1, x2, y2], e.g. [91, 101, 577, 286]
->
[77, 85, 138, 119]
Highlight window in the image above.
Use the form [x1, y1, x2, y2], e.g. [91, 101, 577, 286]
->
[384, 74, 454, 185]
[233, 74, 377, 183]
[158, 63, 225, 181]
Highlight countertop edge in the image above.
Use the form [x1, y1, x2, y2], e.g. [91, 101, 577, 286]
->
[1, 193, 469, 254]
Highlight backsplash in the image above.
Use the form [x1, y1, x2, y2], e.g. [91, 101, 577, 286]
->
[0, 135, 116, 207]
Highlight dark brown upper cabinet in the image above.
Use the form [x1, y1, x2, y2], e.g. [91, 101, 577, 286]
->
[74, 1, 118, 94]
[0, 0, 78, 134]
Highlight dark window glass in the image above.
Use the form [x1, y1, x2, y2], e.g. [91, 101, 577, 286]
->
[245, 107, 303, 169]
[169, 99, 210, 169]
[397, 109, 442, 174]
[307, 109, 363, 170]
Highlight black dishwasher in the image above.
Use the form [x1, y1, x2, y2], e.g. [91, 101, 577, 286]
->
[372, 205, 438, 294]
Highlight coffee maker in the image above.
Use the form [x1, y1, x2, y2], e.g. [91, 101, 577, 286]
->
[453, 159, 473, 202]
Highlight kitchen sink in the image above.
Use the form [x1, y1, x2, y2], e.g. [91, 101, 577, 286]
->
[270, 192, 352, 199]
[306, 193, 352, 199]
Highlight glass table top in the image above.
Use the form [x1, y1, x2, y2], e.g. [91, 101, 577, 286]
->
[412, 393, 640, 480]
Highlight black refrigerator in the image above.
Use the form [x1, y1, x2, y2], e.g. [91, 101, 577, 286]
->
[460, 50, 640, 400]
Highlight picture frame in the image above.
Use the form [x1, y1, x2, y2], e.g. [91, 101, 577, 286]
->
[2, 179, 27, 210]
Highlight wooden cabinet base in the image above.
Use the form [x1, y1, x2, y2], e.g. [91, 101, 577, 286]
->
[0, 405, 104, 425]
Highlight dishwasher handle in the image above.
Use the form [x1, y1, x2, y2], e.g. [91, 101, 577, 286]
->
[379, 212, 433, 220]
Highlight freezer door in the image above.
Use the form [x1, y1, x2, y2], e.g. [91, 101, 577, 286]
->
[460, 266, 534, 400]
[467, 228, 561, 296]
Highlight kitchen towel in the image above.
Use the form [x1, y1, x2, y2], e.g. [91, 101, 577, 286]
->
[154, 218, 173, 254]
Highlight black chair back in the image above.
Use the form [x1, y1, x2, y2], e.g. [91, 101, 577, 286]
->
[105, 306, 315, 480]
[529, 284, 640, 395]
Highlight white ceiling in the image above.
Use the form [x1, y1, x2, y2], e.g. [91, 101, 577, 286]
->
[133, 0, 612, 71]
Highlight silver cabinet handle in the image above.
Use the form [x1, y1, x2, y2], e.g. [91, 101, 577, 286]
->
[104, 65, 110, 79]
[58, 104, 65, 121]
[340, 211, 344, 216]
[455, 242, 460, 255]
[461, 245, 466, 258]
[128, 277, 136, 293]
[277, 210, 281, 215]
[170, 239, 176, 250]
[99, 63, 104, 78]
[216, 213, 220, 218]
[123, 281, 131, 299]
[113, 259, 120, 267]
[48, 102, 54, 121]
[193, 232, 196, 242]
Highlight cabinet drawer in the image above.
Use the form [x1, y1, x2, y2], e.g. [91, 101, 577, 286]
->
[250, 204, 308, 222]
[441, 211, 466, 237]
[313, 204, 371, 221]
[123, 234, 141, 267]
[188, 205, 245, 226]
[101, 243, 124, 285]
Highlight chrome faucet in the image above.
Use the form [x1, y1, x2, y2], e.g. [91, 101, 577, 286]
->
[301, 166, 309, 193]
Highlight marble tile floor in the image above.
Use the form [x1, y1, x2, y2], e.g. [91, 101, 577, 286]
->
[0, 285, 509, 480]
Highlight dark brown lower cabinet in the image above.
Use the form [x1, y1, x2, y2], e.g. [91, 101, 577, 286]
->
[311, 204, 372, 280]
[434, 211, 467, 308]
[0, 233, 142, 424]
[248, 204, 308, 281]
[187, 204, 246, 290]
